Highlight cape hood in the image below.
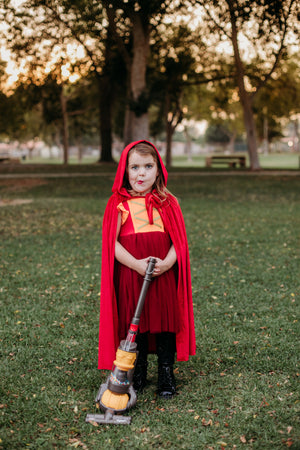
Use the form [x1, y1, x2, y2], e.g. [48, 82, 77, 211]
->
[98, 140, 196, 369]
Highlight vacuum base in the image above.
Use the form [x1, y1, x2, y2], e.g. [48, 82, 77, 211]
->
[86, 410, 132, 425]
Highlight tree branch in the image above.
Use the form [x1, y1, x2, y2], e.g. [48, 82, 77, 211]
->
[252, 0, 296, 98]
[183, 73, 234, 86]
[195, 0, 231, 39]
[101, 1, 132, 72]
[43, 3, 102, 75]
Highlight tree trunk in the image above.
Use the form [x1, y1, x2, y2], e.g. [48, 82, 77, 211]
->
[99, 75, 113, 162]
[76, 137, 83, 162]
[165, 125, 173, 167]
[293, 119, 299, 153]
[60, 84, 69, 165]
[130, 13, 150, 141]
[184, 126, 192, 162]
[228, 0, 260, 170]
[263, 115, 269, 154]
[164, 91, 183, 167]
[165, 93, 173, 167]
[242, 95, 260, 169]
[123, 71, 133, 145]
[105, 6, 150, 145]
[98, 31, 114, 163]
[228, 130, 237, 153]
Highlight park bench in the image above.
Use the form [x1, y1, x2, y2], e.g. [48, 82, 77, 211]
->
[0, 155, 20, 164]
[206, 154, 246, 168]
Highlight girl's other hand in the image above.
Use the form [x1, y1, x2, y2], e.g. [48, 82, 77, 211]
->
[149, 245, 177, 277]
[134, 258, 151, 277]
[150, 257, 169, 277]
[134, 257, 162, 277]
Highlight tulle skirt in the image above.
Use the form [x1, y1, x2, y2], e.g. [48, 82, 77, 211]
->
[114, 231, 180, 340]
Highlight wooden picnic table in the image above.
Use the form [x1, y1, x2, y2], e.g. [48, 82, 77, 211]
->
[206, 154, 246, 168]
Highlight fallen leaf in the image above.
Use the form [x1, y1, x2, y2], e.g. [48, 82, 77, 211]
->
[87, 420, 98, 427]
[201, 418, 213, 426]
[69, 438, 88, 449]
[282, 438, 294, 448]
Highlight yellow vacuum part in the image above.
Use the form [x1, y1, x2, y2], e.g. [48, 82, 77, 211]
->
[101, 389, 129, 411]
[114, 348, 136, 371]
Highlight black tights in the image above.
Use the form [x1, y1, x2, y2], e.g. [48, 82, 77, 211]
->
[135, 332, 176, 365]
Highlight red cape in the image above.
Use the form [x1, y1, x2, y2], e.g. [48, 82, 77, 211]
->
[98, 140, 196, 370]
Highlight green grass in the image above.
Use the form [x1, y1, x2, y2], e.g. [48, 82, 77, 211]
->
[1, 151, 299, 172]
[22, 156, 100, 165]
[171, 152, 299, 169]
[0, 175, 299, 449]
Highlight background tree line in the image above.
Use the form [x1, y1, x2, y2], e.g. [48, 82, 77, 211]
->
[0, 0, 299, 169]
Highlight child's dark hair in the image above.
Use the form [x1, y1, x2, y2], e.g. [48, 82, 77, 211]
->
[124, 142, 170, 201]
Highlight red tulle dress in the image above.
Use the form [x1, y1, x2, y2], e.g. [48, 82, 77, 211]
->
[114, 197, 180, 342]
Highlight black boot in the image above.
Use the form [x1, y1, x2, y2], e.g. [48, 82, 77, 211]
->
[133, 332, 148, 392]
[156, 332, 176, 399]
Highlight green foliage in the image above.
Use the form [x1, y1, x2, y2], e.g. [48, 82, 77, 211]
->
[253, 54, 300, 140]
[205, 124, 230, 144]
[0, 173, 299, 448]
[1, 0, 299, 166]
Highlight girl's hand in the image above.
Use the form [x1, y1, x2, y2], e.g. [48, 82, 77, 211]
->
[115, 239, 177, 278]
[133, 257, 167, 277]
[133, 258, 151, 277]
[151, 245, 177, 277]
[151, 257, 168, 277]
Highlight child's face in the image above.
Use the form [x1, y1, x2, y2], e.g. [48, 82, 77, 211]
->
[127, 151, 158, 196]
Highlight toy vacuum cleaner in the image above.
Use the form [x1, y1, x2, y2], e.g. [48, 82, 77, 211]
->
[86, 257, 156, 425]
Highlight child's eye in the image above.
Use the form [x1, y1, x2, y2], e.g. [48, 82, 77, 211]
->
[131, 165, 138, 170]
[146, 164, 153, 169]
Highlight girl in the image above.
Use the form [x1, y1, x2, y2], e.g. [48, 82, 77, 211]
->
[98, 140, 196, 398]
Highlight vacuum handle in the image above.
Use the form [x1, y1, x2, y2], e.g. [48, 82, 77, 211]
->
[123, 258, 156, 351]
[132, 257, 156, 324]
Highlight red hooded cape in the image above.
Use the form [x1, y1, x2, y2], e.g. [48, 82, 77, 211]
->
[98, 140, 196, 370]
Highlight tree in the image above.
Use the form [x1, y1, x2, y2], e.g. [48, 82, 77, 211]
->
[0, 0, 118, 162]
[194, 0, 299, 169]
[149, 26, 197, 166]
[253, 55, 300, 147]
[0, 82, 40, 143]
[199, 75, 245, 151]
[1, 1, 191, 160]
[102, 1, 181, 145]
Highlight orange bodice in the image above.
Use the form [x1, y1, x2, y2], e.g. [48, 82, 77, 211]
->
[117, 198, 165, 236]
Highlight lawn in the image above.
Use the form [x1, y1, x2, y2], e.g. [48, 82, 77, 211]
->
[0, 173, 299, 449]
[171, 153, 299, 169]
[1, 151, 299, 172]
